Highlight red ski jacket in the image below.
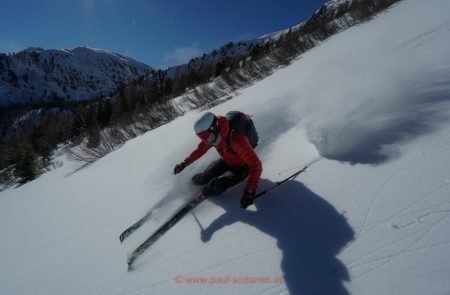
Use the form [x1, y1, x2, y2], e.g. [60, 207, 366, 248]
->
[184, 116, 262, 191]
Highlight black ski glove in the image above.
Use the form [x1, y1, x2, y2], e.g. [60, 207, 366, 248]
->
[174, 161, 188, 174]
[240, 189, 255, 209]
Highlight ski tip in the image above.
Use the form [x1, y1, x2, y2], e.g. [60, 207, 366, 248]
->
[119, 230, 130, 243]
[127, 258, 134, 272]
[126, 254, 135, 272]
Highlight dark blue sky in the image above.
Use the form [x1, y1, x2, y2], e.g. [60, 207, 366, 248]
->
[0, 0, 326, 68]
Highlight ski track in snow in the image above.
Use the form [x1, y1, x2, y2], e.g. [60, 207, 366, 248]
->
[340, 143, 450, 286]
[351, 215, 450, 280]
[355, 145, 450, 237]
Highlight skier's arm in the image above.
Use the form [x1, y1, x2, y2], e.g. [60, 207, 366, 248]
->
[232, 133, 262, 192]
[184, 141, 212, 165]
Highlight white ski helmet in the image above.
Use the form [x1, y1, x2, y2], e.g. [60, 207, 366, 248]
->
[194, 112, 218, 139]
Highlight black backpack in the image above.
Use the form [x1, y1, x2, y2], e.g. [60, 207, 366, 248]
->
[225, 111, 259, 153]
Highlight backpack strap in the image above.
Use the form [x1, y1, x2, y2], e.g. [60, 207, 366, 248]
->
[226, 129, 237, 154]
[226, 129, 258, 155]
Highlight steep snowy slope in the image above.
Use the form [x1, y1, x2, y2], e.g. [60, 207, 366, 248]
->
[0, 0, 449, 294]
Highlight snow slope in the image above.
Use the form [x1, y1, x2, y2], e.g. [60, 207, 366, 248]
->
[1, 0, 450, 294]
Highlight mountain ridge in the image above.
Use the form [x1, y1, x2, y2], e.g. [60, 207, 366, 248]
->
[0, 46, 152, 105]
[0, 0, 355, 106]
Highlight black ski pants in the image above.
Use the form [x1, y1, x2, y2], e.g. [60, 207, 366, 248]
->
[192, 159, 249, 196]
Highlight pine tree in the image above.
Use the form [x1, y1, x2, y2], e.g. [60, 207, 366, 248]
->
[71, 112, 85, 138]
[15, 145, 38, 183]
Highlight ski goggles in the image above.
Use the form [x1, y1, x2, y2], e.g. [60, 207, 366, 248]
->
[196, 130, 211, 140]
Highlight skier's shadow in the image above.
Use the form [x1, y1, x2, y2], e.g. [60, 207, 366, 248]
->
[200, 179, 355, 295]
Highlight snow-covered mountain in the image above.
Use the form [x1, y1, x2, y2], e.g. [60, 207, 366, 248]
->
[165, 40, 260, 77]
[164, 0, 390, 77]
[259, 0, 353, 40]
[1, 0, 450, 294]
[0, 47, 152, 105]
[321, 0, 353, 14]
[0, 0, 380, 107]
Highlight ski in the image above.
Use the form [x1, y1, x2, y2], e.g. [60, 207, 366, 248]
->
[119, 211, 153, 243]
[127, 193, 204, 271]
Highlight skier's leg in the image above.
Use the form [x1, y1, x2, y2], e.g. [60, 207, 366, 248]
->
[192, 159, 228, 185]
[202, 165, 249, 196]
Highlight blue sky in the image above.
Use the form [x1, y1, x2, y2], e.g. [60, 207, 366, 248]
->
[0, 0, 326, 68]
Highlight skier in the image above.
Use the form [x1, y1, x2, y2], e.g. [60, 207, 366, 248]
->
[174, 112, 262, 208]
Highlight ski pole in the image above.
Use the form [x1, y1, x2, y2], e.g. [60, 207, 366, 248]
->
[250, 156, 322, 206]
